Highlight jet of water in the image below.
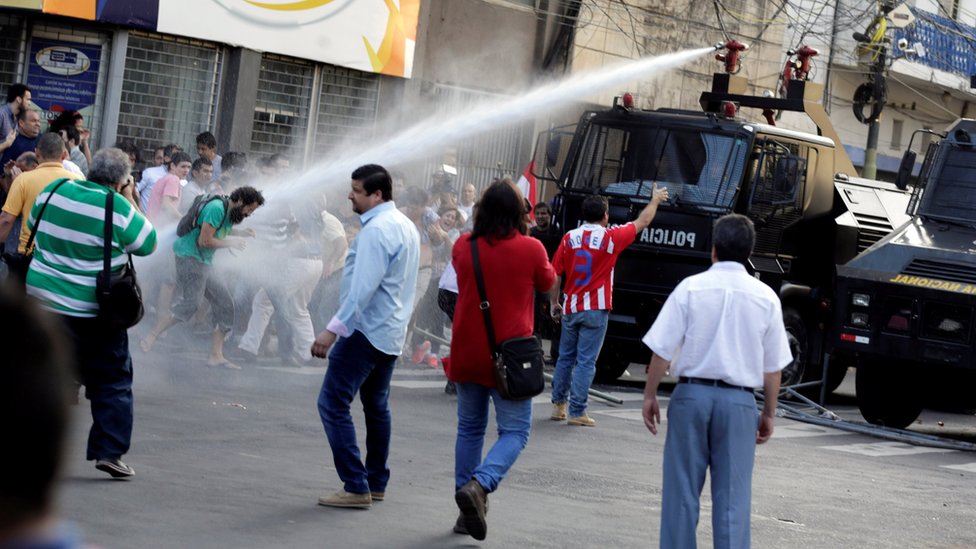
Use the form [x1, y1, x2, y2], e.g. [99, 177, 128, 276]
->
[277, 46, 717, 200]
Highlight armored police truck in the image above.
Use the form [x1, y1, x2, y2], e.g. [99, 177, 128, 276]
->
[537, 47, 909, 390]
[833, 119, 976, 428]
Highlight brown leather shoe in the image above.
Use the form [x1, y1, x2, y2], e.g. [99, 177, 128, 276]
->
[317, 490, 372, 509]
[452, 493, 488, 535]
[454, 479, 488, 540]
[452, 513, 468, 535]
[568, 415, 596, 427]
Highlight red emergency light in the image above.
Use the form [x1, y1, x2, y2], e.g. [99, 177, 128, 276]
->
[715, 39, 749, 74]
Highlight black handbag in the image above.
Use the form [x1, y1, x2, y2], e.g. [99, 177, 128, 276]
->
[95, 191, 144, 329]
[470, 237, 545, 400]
[1, 178, 72, 286]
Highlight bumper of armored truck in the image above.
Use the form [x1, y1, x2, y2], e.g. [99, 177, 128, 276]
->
[833, 268, 976, 368]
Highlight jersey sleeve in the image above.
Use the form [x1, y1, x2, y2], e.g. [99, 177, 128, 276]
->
[117, 196, 158, 256]
[610, 222, 638, 252]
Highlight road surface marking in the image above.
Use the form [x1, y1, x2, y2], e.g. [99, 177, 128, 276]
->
[773, 424, 853, 439]
[822, 441, 956, 457]
[941, 463, 976, 473]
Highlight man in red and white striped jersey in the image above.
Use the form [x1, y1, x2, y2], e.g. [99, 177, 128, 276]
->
[549, 187, 668, 426]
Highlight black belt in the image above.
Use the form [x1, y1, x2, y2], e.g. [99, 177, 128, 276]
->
[678, 376, 753, 393]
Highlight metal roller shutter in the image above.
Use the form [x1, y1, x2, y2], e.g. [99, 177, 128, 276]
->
[0, 13, 25, 89]
[425, 84, 528, 193]
[313, 65, 380, 159]
[251, 54, 313, 168]
[116, 30, 221, 166]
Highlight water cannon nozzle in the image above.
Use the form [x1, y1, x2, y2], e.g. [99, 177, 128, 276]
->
[712, 42, 725, 51]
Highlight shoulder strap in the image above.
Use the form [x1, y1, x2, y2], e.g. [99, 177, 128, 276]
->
[25, 178, 72, 253]
[103, 191, 114, 276]
[470, 237, 498, 354]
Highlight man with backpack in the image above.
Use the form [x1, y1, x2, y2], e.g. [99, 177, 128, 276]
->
[140, 186, 265, 369]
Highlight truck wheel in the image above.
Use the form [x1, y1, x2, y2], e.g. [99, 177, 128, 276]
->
[855, 360, 922, 429]
[797, 359, 849, 399]
[782, 309, 807, 388]
[824, 361, 849, 395]
[594, 346, 631, 383]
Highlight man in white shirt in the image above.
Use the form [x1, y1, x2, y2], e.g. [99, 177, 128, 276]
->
[642, 213, 792, 549]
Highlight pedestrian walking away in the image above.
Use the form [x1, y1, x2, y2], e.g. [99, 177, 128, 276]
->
[446, 178, 555, 540]
[549, 186, 667, 426]
[642, 213, 792, 549]
[311, 164, 420, 510]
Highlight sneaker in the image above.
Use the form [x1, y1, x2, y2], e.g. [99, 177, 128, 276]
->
[411, 341, 431, 364]
[317, 490, 372, 509]
[95, 458, 135, 479]
[370, 491, 384, 502]
[568, 415, 596, 427]
[551, 402, 568, 421]
[455, 479, 488, 541]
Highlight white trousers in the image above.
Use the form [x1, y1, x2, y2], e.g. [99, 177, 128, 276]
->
[239, 258, 321, 362]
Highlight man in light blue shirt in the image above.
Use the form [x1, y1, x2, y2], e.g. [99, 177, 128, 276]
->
[311, 164, 420, 509]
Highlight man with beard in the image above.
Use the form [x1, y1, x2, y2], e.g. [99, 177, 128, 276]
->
[140, 186, 264, 369]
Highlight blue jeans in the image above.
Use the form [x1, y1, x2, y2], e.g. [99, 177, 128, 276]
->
[661, 383, 758, 549]
[62, 315, 134, 461]
[454, 382, 532, 492]
[318, 330, 397, 494]
[550, 309, 610, 417]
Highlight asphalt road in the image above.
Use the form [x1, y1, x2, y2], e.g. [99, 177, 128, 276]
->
[55, 327, 976, 548]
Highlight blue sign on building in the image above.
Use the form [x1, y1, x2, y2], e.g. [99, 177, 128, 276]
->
[26, 37, 102, 120]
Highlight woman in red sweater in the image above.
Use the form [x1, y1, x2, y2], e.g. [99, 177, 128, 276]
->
[447, 178, 556, 540]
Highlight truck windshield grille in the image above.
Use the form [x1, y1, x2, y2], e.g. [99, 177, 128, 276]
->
[903, 258, 976, 285]
[919, 146, 976, 223]
[572, 123, 747, 209]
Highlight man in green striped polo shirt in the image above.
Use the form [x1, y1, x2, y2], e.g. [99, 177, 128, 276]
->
[26, 147, 157, 479]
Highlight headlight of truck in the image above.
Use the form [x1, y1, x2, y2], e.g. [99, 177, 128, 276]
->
[852, 293, 870, 307]
[850, 312, 870, 327]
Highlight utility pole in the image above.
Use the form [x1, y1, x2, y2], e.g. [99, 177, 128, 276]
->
[862, 47, 887, 179]
[852, 2, 897, 179]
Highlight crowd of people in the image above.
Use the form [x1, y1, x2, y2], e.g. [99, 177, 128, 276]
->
[0, 79, 790, 549]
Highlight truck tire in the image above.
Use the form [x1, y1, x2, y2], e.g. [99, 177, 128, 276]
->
[594, 345, 631, 383]
[782, 308, 807, 388]
[824, 361, 849, 395]
[855, 360, 923, 429]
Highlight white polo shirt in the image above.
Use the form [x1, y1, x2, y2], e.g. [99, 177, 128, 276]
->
[642, 261, 792, 388]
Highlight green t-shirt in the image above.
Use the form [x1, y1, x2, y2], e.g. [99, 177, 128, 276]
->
[172, 198, 232, 264]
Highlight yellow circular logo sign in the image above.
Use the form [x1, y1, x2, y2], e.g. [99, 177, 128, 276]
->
[210, 0, 354, 26]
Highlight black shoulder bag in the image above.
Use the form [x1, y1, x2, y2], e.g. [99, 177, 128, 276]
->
[95, 191, 144, 329]
[1, 177, 72, 287]
[470, 237, 545, 400]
